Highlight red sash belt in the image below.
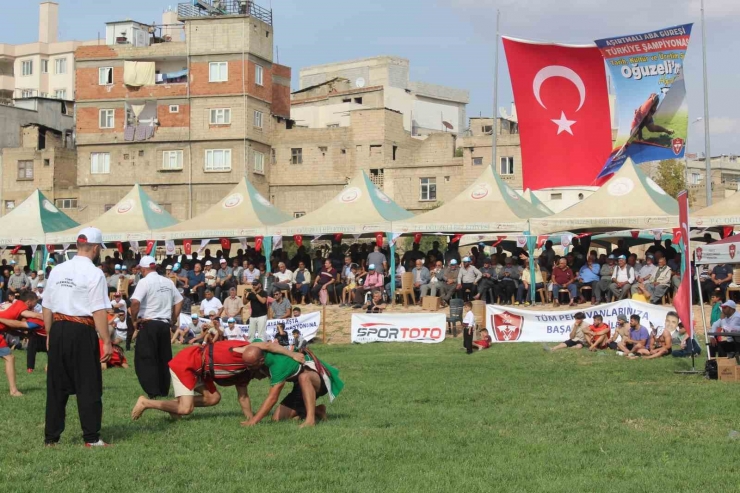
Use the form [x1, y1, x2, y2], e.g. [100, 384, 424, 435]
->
[53, 313, 95, 328]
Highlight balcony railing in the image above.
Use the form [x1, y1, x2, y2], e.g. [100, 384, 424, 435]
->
[177, 0, 272, 25]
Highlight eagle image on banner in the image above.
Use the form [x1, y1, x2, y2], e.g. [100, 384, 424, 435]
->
[596, 24, 693, 178]
[502, 37, 612, 190]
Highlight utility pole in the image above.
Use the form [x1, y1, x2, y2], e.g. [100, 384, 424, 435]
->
[491, 9, 500, 170]
[700, 0, 712, 206]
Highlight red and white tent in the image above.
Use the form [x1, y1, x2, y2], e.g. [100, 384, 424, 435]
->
[695, 234, 740, 265]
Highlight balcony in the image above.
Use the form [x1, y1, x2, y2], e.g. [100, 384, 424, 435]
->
[177, 0, 272, 25]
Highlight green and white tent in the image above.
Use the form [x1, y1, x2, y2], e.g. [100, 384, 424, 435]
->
[0, 190, 79, 246]
[521, 188, 554, 215]
[154, 178, 292, 240]
[47, 184, 178, 243]
[393, 164, 548, 234]
[267, 170, 413, 236]
[530, 159, 679, 235]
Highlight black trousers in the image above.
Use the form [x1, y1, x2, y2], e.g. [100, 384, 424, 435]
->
[463, 324, 474, 354]
[495, 281, 517, 303]
[27, 331, 47, 370]
[45, 320, 102, 444]
[125, 316, 135, 351]
[134, 320, 172, 398]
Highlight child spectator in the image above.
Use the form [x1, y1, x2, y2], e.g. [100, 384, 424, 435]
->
[291, 328, 306, 352]
[341, 265, 358, 306]
[274, 323, 290, 347]
[462, 301, 476, 354]
[472, 328, 492, 350]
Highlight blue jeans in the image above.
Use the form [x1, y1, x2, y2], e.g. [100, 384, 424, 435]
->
[552, 283, 577, 301]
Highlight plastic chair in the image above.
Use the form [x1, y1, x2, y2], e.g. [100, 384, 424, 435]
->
[446, 298, 464, 338]
[395, 272, 416, 306]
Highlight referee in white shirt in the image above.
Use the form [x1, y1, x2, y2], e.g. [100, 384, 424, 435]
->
[42, 227, 112, 447]
[130, 255, 183, 398]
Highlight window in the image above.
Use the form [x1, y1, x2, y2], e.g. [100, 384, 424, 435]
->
[5, 201, 15, 211]
[162, 150, 183, 170]
[473, 157, 483, 166]
[370, 169, 385, 189]
[550, 193, 563, 200]
[44, 159, 50, 167]
[354, 97, 363, 104]
[205, 149, 232, 171]
[370, 145, 382, 157]
[138, 150, 144, 157]
[341, 98, 351, 103]
[41, 60, 49, 74]
[17, 160, 34, 180]
[500, 156, 514, 175]
[254, 151, 265, 174]
[209, 62, 228, 82]
[689, 172, 701, 185]
[99, 109, 115, 129]
[482, 125, 493, 134]
[21, 89, 34, 98]
[54, 89, 66, 99]
[210, 108, 231, 125]
[270, 148, 276, 164]
[291, 148, 303, 165]
[319, 146, 328, 156]
[91, 152, 111, 174]
[420, 177, 437, 201]
[54, 58, 67, 74]
[169, 105, 179, 113]
[123, 153, 130, 160]
[393, 145, 398, 161]
[253, 110, 263, 128]
[104, 204, 114, 212]
[255, 64, 264, 86]
[21, 60, 33, 76]
[293, 212, 306, 218]
[54, 198, 78, 209]
[326, 123, 339, 128]
[99, 67, 113, 85]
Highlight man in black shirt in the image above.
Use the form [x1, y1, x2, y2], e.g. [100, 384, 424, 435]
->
[427, 241, 443, 263]
[401, 243, 425, 271]
[244, 280, 268, 341]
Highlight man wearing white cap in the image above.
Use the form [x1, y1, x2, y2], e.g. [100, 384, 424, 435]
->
[42, 227, 113, 447]
[709, 300, 740, 357]
[107, 264, 123, 293]
[130, 255, 184, 399]
[203, 260, 218, 291]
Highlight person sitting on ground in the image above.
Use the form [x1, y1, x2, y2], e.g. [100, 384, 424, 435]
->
[291, 329, 306, 352]
[240, 344, 343, 428]
[517, 252, 544, 306]
[363, 290, 386, 313]
[223, 318, 247, 341]
[340, 264, 358, 307]
[473, 328, 492, 351]
[187, 311, 223, 345]
[108, 310, 128, 346]
[616, 314, 650, 356]
[311, 259, 337, 304]
[273, 323, 290, 348]
[606, 314, 631, 350]
[609, 255, 635, 301]
[411, 259, 430, 304]
[222, 287, 245, 323]
[200, 288, 224, 320]
[584, 314, 611, 352]
[172, 313, 203, 345]
[494, 257, 519, 306]
[672, 322, 701, 357]
[551, 258, 577, 307]
[640, 311, 680, 360]
[131, 340, 304, 421]
[100, 336, 128, 370]
[549, 312, 588, 351]
[269, 289, 292, 320]
[292, 307, 301, 319]
[708, 300, 740, 357]
[634, 256, 672, 304]
[351, 264, 383, 309]
[577, 255, 600, 304]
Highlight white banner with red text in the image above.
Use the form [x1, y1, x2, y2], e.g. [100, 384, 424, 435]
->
[486, 300, 674, 343]
[181, 312, 320, 343]
[351, 313, 446, 344]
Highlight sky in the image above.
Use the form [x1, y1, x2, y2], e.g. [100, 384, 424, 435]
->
[0, 0, 738, 156]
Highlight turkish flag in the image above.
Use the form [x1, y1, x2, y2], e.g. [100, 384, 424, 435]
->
[46, 244, 56, 254]
[375, 232, 384, 246]
[254, 236, 263, 252]
[333, 233, 343, 243]
[722, 226, 734, 239]
[115, 242, 124, 255]
[503, 38, 612, 190]
[492, 235, 507, 247]
[183, 239, 192, 255]
[220, 238, 231, 252]
[673, 191, 693, 336]
[630, 231, 640, 239]
[413, 233, 422, 244]
[145, 240, 155, 255]
[537, 235, 548, 248]
[10, 245, 22, 255]
[450, 234, 463, 244]
[293, 235, 303, 248]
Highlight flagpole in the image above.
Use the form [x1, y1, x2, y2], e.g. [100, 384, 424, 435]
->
[491, 9, 500, 170]
[700, 0, 712, 206]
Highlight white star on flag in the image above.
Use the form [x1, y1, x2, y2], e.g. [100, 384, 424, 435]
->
[551, 111, 576, 135]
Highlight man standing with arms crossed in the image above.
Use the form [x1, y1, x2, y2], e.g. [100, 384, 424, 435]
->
[42, 227, 112, 447]
[130, 255, 183, 399]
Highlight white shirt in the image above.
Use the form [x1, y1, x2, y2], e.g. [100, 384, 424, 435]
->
[243, 268, 260, 283]
[130, 271, 183, 321]
[110, 299, 127, 312]
[638, 263, 657, 280]
[463, 311, 476, 326]
[200, 297, 223, 317]
[273, 270, 293, 285]
[611, 265, 635, 283]
[223, 324, 247, 341]
[114, 319, 128, 340]
[42, 256, 110, 317]
[204, 268, 218, 287]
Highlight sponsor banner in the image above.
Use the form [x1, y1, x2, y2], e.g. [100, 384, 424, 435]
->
[179, 312, 320, 343]
[695, 241, 739, 265]
[486, 300, 673, 343]
[596, 24, 693, 178]
[351, 313, 446, 344]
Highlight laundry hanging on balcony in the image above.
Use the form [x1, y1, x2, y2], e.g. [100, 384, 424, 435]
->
[123, 61, 156, 87]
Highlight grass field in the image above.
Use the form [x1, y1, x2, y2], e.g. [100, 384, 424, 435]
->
[1, 340, 738, 493]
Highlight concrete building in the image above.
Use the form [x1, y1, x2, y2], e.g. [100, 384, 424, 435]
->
[0, 2, 97, 103]
[294, 56, 469, 136]
[685, 155, 739, 206]
[73, 1, 291, 223]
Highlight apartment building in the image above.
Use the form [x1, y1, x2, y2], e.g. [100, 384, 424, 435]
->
[0, 2, 97, 103]
[73, 1, 291, 223]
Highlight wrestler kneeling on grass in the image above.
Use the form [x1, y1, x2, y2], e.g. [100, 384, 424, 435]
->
[241, 345, 344, 428]
[131, 340, 304, 420]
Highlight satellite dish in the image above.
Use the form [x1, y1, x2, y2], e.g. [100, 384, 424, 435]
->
[356, 77, 366, 88]
[442, 121, 453, 130]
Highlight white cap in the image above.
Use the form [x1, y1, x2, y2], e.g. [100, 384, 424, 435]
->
[138, 255, 156, 268]
[205, 260, 212, 266]
[114, 264, 122, 270]
[450, 259, 458, 265]
[165, 265, 173, 270]
[368, 264, 376, 270]
[37, 270, 44, 276]
[721, 300, 737, 309]
[77, 227, 103, 245]
[219, 258, 227, 264]
[462, 257, 471, 262]
[37, 282, 45, 288]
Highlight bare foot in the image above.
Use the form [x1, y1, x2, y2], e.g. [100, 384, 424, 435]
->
[10, 390, 23, 397]
[299, 419, 316, 428]
[122, 363, 129, 369]
[168, 412, 182, 420]
[131, 396, 147, 421]
[316, 404, 327, 421]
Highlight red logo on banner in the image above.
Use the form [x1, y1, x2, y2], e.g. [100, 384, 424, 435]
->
[492, 311, 523, 342]
[730, 245, 736, 259]
[254, 236, 263, 252]
[502, 38, 612, 190]
[293, 235, 303, 248]
[630, 231, 640, 239]
[183, 240, 192, 255]
[695, 247, 702, 262]
[220, 238, 231, 252]
[672, 137, 685, 156]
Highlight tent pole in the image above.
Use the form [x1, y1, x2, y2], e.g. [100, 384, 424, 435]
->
[322, 303, 326, 344]
[525, 227, 536, 305]
[389, 233, 396, 305]
[695, 266, 710, 361]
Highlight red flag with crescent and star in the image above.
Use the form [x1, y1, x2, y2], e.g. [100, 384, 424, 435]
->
[502, 38, 612, 190]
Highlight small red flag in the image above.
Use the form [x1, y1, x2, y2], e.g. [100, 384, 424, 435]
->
[630, 231, 640, 239]
[46, 244, 56, 254]
[375, 232, 384, 246]
[220, 238, 231, 252]
[116, 242, 124, 255]
[145, 240, 155, 255]
[333, 233, 343, 243]
[183, 240, 192, 255]
[413, 233, 422, 244]
[451, 234, 463, 244]
[722, 226, 734, 239]
[671, 228, 682, 244]
[293, 235, 303, 248]
[10, 245, 22, 255]
[491, 235, 507, 248]
[254, 236, 263, 252]
[536, 235, 548, 248]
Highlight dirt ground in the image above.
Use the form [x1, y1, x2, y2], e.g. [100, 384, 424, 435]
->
[297, 301, 713, 345]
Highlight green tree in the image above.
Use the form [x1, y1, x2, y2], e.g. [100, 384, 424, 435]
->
[653, 159, 693, 204]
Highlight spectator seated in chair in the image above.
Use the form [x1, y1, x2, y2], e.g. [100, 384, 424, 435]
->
[222, 287, 245, 323]
[709, 300, 740, 357]
[421, 261, 444, 300]
[351, 264, 384, 309]
[291, 261, 311, 305]
[594, 255, 615, 304]
[411, 259, 430, 304]
[269, 262, 293, 296]
[340, 264, 359, 307]
[475, 257, 498, 303]
[551, 258, 577, 307]
[269, 289, 292, 320]
[702, 263, 733, 303]
[215, 258, 235, 300]
[185, 262, 206, 302]
[577, 255, 600, 304]
[385, 255, 405, 295]
[311, 259, 337, 305]
[455, 257, 482, 302]
[609, 255, 635, 301]
[630, 254, 656, 295]
[633, 256, 672, 305]
[494, 256, 520, 305]
[363, 289, 386, 313]
[516, 252, 544, 306]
